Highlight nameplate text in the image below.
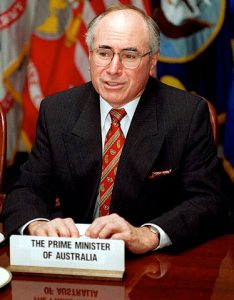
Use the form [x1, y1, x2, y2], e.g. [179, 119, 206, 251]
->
[9, 233, 125, 280]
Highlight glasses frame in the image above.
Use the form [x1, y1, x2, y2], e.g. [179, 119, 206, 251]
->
[90, 48, 152, 69]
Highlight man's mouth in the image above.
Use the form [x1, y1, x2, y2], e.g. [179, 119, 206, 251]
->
[104, 81, 124, 87]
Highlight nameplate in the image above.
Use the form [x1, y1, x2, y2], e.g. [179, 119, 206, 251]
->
[9, 233, 125, 280]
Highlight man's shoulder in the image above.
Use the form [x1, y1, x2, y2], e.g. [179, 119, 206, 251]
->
[145, 77, 208, 121]
[40, 81, 96, 109]
[146, 78, 207, 114]
[37, 82, 98, 131]
[147, 76, 202, 106]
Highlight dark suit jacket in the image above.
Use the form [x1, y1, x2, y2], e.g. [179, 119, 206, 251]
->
[3, 77, 227, 247]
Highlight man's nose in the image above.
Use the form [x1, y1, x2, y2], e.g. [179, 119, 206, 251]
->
[107, 53, 123, 74]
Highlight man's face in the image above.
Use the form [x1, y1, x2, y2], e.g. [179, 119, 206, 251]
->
[88, 10, 158, 108]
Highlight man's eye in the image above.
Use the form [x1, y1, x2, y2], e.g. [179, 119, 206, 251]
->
[98, 50, 110, 58]
[122, 52, 138, 60]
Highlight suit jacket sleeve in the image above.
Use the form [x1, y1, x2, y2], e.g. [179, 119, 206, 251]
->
[3, 98, 57, 235]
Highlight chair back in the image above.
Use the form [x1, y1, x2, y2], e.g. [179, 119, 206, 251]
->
[204, 99, 218, 145]
[0, 105, 6, 215]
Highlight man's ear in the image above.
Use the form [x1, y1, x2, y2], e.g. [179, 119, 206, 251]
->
[88, 51, 92, 70]
[150, 51, 159, 78]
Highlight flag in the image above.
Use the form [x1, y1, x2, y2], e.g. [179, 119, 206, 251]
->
[223, 0, 234, 182]
[0, 0, 37, 164]
[151, 0, 233, 178]
[21, 0, 151, 148]
[153, 0, 230, 112]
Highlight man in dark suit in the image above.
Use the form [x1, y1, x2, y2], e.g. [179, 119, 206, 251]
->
[3, 5, 227, 254]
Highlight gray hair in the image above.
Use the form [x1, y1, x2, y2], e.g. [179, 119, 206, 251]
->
[85, 4, 160, 54]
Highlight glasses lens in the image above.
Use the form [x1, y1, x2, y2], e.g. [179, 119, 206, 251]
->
[93, 48, 113, 66]
[120, 51, 140, 68]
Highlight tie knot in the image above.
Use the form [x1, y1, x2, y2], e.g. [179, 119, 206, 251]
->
[110, 108, 126, 124]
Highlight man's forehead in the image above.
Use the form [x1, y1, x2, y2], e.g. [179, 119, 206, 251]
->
[93, 10, 148, 46]
[96, 9, 146, 29]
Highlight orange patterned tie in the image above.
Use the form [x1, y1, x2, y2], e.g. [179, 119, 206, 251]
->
[100, 108, 127, 216]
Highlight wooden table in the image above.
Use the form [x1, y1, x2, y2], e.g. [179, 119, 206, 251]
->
[0, 234, 234, 300]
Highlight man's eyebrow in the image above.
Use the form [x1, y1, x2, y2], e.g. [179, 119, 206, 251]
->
[97, 45, 138, 52]
[98, 45, 112, 49]
[122, 47, 137, 52]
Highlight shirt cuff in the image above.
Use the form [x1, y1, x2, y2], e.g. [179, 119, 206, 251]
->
[18, 218, 49, 235]
[142, 223, 172, 250]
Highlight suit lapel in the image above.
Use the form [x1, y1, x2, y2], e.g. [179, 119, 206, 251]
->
[110, 83, 165, 215]
[62, 89, 102, 214]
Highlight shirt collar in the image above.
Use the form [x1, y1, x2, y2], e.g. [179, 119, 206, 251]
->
[100, 96, 140, 130]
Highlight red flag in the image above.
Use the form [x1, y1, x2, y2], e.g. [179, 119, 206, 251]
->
[0, 0, 36, 163]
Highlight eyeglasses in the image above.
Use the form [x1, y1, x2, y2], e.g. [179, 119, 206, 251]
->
[90, 48, 152, 69]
